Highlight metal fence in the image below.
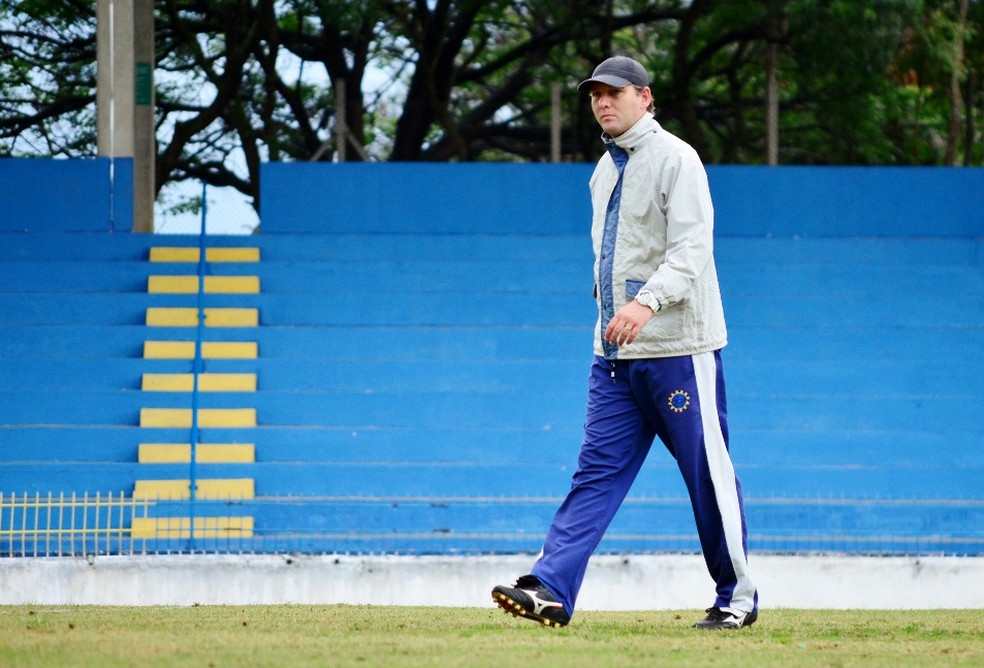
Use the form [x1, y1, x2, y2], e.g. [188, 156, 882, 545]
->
[1, 491, 143, 557]
[3, 491, 982, 558]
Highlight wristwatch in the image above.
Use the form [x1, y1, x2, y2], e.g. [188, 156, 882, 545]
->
[635, 290, 662, 313]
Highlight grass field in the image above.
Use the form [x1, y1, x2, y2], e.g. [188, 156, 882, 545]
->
[1, 605, 982, 667]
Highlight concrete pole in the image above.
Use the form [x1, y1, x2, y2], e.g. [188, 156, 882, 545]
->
[97, 0, 155, 232]
[97, 0, 134, 158]
[133, 0, 156, 233]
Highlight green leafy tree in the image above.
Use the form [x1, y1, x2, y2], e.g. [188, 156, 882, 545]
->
[0, 0, 97, 156]
[893, 0, 980, 165]
[1, 0, 981, 221]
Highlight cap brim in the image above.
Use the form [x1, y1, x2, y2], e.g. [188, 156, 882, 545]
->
[577, 74, 634, 91]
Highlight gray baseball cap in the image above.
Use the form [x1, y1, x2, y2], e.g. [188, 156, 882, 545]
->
[577, 56, 649, 91]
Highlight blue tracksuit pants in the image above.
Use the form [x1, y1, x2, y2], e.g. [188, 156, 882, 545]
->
[531, 351, 756, 617]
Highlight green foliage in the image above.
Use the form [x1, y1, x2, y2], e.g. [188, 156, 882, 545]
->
[781, 0, 921, 164]
[894, 0, 979, 165]
[0, 0, 981, 208]
[0, 0, 97, 157]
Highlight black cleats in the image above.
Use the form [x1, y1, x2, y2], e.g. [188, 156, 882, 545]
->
[492, 575, 570, 628]
[693, 606, 759, 629]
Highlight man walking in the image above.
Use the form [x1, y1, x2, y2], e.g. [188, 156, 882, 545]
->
[491, 56, 758, 630]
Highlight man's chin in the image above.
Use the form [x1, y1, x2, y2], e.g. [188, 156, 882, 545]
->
[600, 121, 623, 136]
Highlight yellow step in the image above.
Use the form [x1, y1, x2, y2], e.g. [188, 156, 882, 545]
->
[147, 275, 261, 294]
[146, 307, 258, 327]
[133, 478, 255, 501]
[149, 247, 260, 263]
[143, 341, 258, 359]
[138, 443, 256, 463]
[139, 408, 257, 428]
[131, 516, 254, 539]
[141, 373, 257, 392]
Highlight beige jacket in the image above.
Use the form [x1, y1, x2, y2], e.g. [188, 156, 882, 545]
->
[590, 114, 727, 358]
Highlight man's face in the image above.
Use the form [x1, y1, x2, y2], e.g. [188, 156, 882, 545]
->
[588, 83, 651, 137]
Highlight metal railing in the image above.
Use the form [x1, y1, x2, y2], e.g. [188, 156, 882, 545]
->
[1, 491, 148, 557]
[3, 492, 983, 558]
[0, 491, 257, 557]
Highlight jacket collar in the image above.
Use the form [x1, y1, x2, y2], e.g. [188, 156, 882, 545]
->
[602, 114, 660, 155]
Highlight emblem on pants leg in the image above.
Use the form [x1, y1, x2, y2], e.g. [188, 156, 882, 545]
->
[668, 390, 690, 413]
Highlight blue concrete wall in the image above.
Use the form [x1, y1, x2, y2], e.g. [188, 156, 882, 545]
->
[709, 165, 984, 237]
[261, 162, 984, 237]
[261, 162, 593, 234]
[0, 157, 132, 232]
[3, 159, 980, 236]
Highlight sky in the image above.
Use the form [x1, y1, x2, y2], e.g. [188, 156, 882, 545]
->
[148, 48, 393, 236]
[153, 182, 259, 235]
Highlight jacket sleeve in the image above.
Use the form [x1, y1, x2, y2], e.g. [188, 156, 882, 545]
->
[642, 146, 715, 308]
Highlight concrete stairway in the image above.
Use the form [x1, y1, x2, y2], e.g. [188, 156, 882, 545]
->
[1, 230, 981, 554]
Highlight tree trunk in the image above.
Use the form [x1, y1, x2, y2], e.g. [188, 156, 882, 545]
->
[765, 40, 778, 165]
[965, 72, 978, 165]
[764, 1, 782, 165]
[671, 0, 714, 158]
[945, 0, 969, 166]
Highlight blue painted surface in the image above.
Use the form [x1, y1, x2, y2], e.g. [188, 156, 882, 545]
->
[262, 163, 984, 237]
[1, 159, 983, 555]
[8, 354, 971, 396]
[5, 424, 979, 468]
[261, 162, 594, 235]
[3, 159, 981, 237]
[0, 158, 133, 232]
[708, 165, 984, 237]
[2, 455, 979, 502]
[2, 384, 978, 434]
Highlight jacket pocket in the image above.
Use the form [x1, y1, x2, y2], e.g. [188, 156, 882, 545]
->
[625, 279, 645, 299]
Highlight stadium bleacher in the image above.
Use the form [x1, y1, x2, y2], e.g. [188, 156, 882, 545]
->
[0, 162, 981, 555]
